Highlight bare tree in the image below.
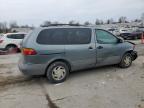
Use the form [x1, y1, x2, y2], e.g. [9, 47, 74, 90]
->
[95, 19, 100, 25]
[100, 20, 104, 25]
[69, 20, 75, 24]
[141, 13, 144, 20]
[84, 21, 91, 25]
[106, 18, 114, 24]
[95, 19, 104, 25]
[75, 22, 80, 25]
[134, 19, 141, 22]
[107, 19, 111, 24]
[0, 22, 3, 33]
[118, 16, 127, 23]
[21, 25, 29, 28]
[9, 21, 18, 28]
[141, 13, 144, 26]
[68, 20, 80, 25]
[40, 21, 51, 27]
[0, 22, 9, 33]
[53, 21, 59, 24]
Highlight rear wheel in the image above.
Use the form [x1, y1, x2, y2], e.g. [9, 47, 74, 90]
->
[46, 62, 69, 83]
[6, 45, 18, 53]
[119, 53, 132, 68]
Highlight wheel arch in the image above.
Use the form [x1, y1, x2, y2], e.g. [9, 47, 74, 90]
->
[120, 50, 133, 60]
[45, 59, 71, 75]
[5, 44, 18, 49]
[125, 50, 133, 54]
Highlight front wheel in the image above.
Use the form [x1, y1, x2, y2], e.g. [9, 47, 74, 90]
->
[119, 53, 132, 68]
[46, 62, 69, 83]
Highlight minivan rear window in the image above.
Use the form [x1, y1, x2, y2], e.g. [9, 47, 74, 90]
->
[36, 28, 91, 45]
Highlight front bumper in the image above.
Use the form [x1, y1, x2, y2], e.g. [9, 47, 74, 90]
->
[131, 51, 138, 61]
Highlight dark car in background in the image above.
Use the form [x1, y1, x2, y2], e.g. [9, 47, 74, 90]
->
[120, 29, 143, 40]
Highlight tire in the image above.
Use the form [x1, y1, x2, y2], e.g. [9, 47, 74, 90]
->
[119, 53, 132, 68]
[46, 62, 69, 83]
[6, 45, 18, 53]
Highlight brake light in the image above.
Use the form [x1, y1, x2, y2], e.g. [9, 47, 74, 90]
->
[22, 48, 37, 55]
[0, 40, 3, 43]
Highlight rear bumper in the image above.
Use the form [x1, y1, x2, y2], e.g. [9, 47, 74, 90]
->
[131, 51, 138, 61]
[18, 59, 46, 76]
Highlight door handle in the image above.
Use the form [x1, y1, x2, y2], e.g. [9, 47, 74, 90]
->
[88, 46, 93, 49]
[97, 46, 103, 49]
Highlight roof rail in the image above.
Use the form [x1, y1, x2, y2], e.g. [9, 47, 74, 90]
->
[41, 24, 85, 27]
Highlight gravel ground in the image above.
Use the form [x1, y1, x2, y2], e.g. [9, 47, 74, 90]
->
[0, 44, 144, 108]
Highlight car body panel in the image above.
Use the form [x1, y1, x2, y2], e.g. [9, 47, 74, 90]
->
[96, 43, 123, 66]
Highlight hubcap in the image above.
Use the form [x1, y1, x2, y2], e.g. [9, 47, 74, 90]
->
[124, 56, 131, 66]
[52, 66, 66, 81]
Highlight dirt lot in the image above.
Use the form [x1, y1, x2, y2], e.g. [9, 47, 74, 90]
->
[0, 44, 144, 108]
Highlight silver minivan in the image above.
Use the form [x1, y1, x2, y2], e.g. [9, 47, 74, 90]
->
[18, 25, 137, 83]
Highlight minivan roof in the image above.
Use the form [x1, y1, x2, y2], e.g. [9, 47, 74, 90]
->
[40, 24, 97, 29]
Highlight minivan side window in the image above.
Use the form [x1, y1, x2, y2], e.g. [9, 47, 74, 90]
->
[7, 34, 25, 39]
[37, 29, 67, 45]
[95, 29, 118, 44]
[37, 28, 91, 45]
[67, 28, 91, 44]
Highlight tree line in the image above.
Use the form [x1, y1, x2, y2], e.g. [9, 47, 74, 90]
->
[0, 21, 34, 33]
[0, 13, 144, 33]
[41, 15, 144, 27]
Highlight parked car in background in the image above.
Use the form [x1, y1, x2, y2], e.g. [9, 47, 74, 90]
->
[120, 29, 142, 40]
[107, 28, 120, 36]
[119, 28, 131, 34]
[138, 27, 144, 33]
[0, 33, 27, 52]
[18, 24, 137, 84]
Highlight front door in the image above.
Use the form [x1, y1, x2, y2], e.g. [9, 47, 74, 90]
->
[95, 29, 122, 66]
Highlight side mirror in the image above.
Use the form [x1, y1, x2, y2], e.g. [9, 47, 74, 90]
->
[117, 37, 124, 43]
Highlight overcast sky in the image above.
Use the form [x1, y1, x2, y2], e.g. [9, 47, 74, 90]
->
[0, 0, 144, 26]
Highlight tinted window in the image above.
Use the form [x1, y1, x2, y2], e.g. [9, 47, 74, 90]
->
[37, 28, 91, 45]
[37, 28, 67, 44]
[95, 29, 118, 44]
[7, 34, 25, 39]
[67, 28, 91, 44]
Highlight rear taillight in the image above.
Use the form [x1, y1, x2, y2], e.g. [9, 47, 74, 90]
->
[0, 40, 3, 43]
[22, 48, 37, 55]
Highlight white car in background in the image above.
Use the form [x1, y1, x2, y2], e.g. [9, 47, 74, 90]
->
[107, 28, 120, 36]
[119, 28, 132, 34]
[0, 33, 27, 52]
[0, 34, 4, 37]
